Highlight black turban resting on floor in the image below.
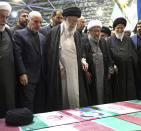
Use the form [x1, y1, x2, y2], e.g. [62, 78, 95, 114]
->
[5, 108, 33, 126]
[113, 17, 127, 29]
[62, 7, 81, 18]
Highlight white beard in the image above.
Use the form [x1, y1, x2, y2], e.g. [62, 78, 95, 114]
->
[88, 34, 100, 43]
[0, 25, 5, 32]
[115, 31, 124, 41]
[63, 20, 76, 38]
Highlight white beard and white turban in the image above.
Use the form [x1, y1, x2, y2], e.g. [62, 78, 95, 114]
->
[0, 2, 12, 15]
[0, 2, 12, 32]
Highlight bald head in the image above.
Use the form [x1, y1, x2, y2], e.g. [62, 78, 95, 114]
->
[77, 16, 85, 31]
[28, 11, 42, 21]
[28, 11, 42, 33]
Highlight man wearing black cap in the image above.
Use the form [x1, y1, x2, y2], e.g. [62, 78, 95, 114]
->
[43, 7, 89, 111]
[107, 17, 140, 102]
[100, 26, 111, 40]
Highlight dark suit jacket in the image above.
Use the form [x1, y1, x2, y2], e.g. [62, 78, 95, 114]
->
[40, 25, 52, 37]
[13, 27, 46, 84]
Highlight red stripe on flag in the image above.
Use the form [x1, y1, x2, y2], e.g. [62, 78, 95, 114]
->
[0, 119, 20, 131]
[72, 120, 115, 131]
[114, 102, 141, 110]
[116, 114, 141, 125]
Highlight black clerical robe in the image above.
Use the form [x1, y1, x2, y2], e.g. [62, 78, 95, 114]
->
[43, 25, 89, 111]
[0, 28, 16, 118]
[82, 36, 112, 105]
[107, 35, 139, 102]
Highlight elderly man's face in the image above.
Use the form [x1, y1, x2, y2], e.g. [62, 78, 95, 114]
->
[18, 12, 28, 28]
[52, 11, 63, 25]
[115, 24, 125, 34]
[137, 23, 141, 37]
[0, 10, 9, 30]
[67, 16, 78, 28]
[88, 26, 101, 40]
[28, 15, 42, 33]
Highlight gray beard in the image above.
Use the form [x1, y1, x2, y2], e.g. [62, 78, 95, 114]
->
[88, 34, 100, 43]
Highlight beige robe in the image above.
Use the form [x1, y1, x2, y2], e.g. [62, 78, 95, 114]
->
[59, 23, 79, 109]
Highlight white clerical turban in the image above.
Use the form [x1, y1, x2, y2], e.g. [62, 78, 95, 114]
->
[0, 2, 12, 15]
[87, 20, 102, 30]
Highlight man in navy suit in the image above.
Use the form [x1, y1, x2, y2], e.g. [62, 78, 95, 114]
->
[13, 11, 46, 113]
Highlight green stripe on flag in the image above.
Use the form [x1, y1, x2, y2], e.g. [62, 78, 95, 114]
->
[94, 117, 141, 131]
[20, 115, 48, 131]
[130, 112, 141, 117]
[127, 100, 141, 105]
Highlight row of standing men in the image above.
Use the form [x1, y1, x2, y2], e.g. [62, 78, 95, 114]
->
[0, 2, 141, 118]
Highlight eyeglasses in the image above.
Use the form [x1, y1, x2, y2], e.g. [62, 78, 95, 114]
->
[89, 29, 100, 33]
[68, 17, 78, 23]
[0, 13, 9, 20]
